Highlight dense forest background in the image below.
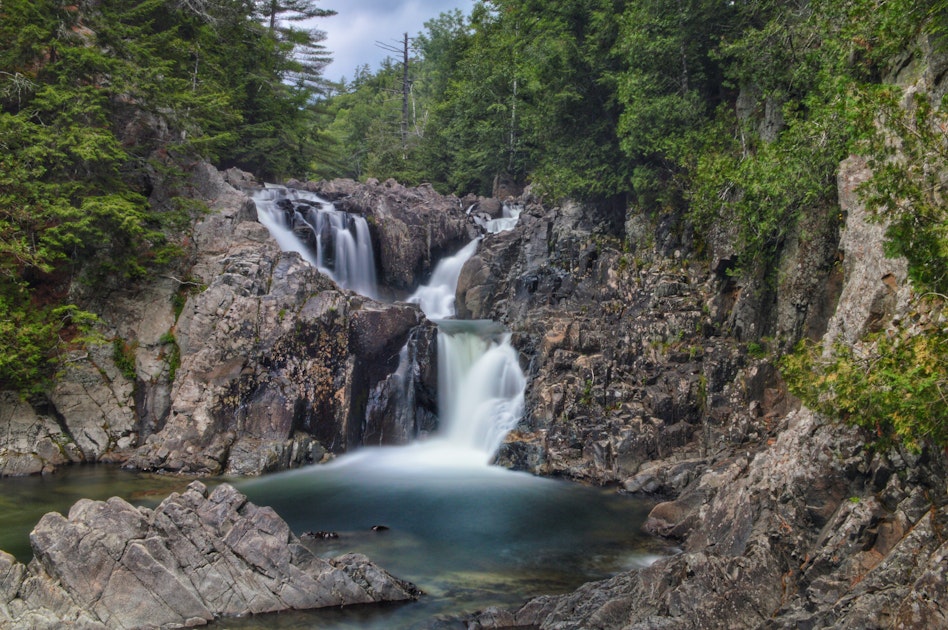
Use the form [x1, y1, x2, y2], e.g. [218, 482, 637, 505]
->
[0, 0, 946, 447]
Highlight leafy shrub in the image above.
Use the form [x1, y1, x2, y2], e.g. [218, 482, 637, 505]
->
[112, 338, 138, 382]
[858, 88, 948, 296]
[159, 331, 181, 382]
[781, 309, 948, 451]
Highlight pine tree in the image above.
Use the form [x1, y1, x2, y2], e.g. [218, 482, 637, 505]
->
[254, 0, 336, 93]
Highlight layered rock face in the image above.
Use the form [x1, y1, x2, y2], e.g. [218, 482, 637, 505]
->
[127, 166, 439, 475]
[0, 481, 419, 629]
[450, 150, 947, 629]
[0, 163, 446, 477]
[455, 195, 791, 488]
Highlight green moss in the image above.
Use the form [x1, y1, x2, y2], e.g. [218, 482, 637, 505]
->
[159, 331, 181, 382]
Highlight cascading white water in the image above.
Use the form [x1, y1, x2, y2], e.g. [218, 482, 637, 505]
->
[253, 186, 378, 298]
[254, 183, 526, 467]
[407, 202, 521, 320]
[341, 318, 525, 468]
[406, 238, 480, 320]
[395, 204, 525, 464]
[482, 202, 523, 234]
[437, 320, 526, 459]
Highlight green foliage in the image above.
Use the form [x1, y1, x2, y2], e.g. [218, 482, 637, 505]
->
[615, 0, 732, 160]
[858, 87, 948, 295]
[324, 0, 631, 200]
[746, 341, 767, 359]
[0, 286, 63, 393]
[0, 0, 335, 392]
[159, 332, 182, 382]
[112, 338, 138, 382]
[689, 97, 850, 268]
[781, 308, 948, 450]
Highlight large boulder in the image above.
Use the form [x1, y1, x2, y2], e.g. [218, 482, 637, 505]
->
[0, 481, 419, 629]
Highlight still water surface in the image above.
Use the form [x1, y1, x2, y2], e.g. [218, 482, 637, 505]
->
[0, 458, 663, 629]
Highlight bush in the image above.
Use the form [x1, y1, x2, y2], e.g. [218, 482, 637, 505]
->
[781, 306, 948, 451]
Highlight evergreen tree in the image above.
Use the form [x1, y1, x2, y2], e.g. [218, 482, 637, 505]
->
[0, 0, 336, 390]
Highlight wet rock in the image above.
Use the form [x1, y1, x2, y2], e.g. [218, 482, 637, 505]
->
[468, 410, 947, 630]
[127, 253, 430, 473]
[296, 178, 474, 291]
[0, 482, 419, 628]
[456, 124, 948, 628]
[117, 169, 439, 475]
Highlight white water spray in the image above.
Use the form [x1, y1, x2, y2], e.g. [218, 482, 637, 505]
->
[483, 202, 523, 234]
[255, 184, 526, 468]
[437, 320, 526, 459]
[407, 238, 480, 320]
[253, 186, 378, 298]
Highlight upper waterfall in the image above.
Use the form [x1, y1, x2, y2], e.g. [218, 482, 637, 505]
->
[409, 201, 522, 320]
[475, 201, 523, 234]
[253, 186, 378, 299]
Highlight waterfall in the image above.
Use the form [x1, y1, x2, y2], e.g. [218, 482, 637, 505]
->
[407, 202, 521, 320]
[255, 182, 526, 467]
[437, 320, 526, 459]
[481, 202, 523, 234]
[406, 238, 480, 320]
[253, 186, 378, 298]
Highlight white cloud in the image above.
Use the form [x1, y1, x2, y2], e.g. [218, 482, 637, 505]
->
[316, 0, 472, 83]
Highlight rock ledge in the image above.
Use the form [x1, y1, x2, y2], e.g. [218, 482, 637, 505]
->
[0, 481, 419, 629]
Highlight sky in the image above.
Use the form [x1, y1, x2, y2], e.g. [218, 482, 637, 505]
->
[316, 0, 473, 84]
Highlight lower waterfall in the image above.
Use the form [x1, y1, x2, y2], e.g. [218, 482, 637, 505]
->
[437, 320, 525, 461]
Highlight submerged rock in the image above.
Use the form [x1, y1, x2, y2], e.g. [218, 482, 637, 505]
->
[0, 481, 419, 629]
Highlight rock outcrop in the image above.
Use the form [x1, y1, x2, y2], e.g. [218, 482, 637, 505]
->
[0, 164, 445, 477]
[127, 166, 438, 475]
[445, 142, 948, 629]
[296, 177, 474, 292]
[0, 481, 419, 629]
[453, 195, 775, 486]
[464, 407, 946, 629]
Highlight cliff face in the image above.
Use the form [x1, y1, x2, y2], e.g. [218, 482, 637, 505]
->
[456, 153, 947, 630]
[0, 165, 447, 476]
[444, 89, 945, 630]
